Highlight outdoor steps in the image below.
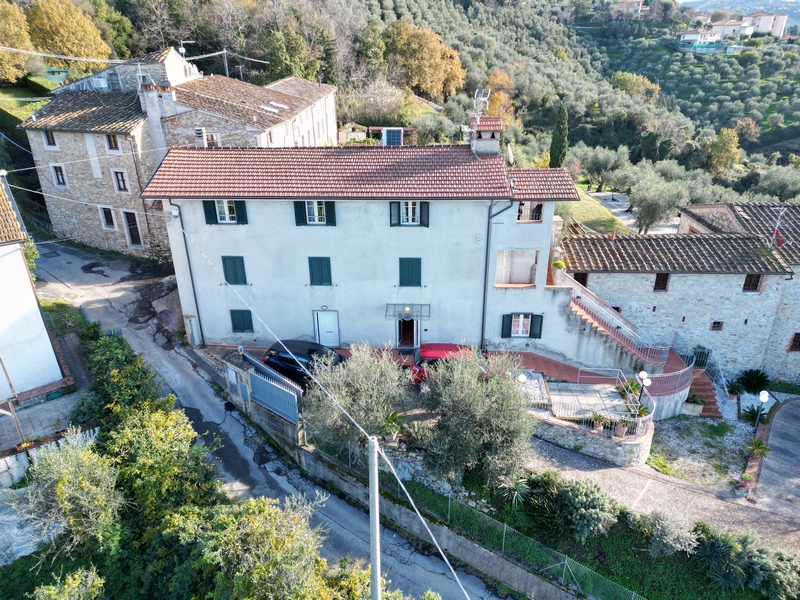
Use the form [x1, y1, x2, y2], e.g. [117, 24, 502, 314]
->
[691, 368, 723, 419]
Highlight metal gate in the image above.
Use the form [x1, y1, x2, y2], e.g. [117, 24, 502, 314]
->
[246, 358, 301, 425]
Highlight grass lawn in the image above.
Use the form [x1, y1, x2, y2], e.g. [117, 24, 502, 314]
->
[0, 86, 49, 122]
[569, 188, 634, 235]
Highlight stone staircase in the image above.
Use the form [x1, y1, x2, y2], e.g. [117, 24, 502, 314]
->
[690, 368, 723, 419]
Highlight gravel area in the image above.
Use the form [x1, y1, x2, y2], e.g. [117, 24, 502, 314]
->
[648, 416, 752, 484]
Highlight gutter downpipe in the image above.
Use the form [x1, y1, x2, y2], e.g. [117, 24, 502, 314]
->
[168, 199, 205, 346]
[480, 199, 515, 351]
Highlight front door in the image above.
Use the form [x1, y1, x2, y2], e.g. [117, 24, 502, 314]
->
[398, 319, 417, 348]
[314, 310, 340, 347]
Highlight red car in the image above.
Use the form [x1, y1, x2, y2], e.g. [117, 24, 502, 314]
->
[410, 343, 469, 383]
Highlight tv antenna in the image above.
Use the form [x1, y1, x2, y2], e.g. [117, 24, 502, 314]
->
[473, 88, 491, 113]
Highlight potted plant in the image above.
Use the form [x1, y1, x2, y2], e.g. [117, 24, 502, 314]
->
[734, 473, 753, 497]
[615, 418, 634, 438]
[15, 438, 34, 452]
[633, 405, 650, 417]
[552, 260, 565, 270]
[727, 380, 744, 401]
[592, 413, 610, 431]
[382, 410, 404, 442]
[682, 393, 705, 416]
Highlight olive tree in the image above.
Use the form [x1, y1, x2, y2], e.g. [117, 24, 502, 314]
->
[423, 350, 534, 489]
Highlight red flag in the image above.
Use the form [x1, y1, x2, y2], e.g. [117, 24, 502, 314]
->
[774, 228, 786, 248]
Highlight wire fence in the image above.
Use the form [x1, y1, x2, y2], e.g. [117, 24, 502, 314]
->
[42, 305, 88, 336]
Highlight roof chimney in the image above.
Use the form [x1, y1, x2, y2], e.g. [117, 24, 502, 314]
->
[470, 116, 502, 156]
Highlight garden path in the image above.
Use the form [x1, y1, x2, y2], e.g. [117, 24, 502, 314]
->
[753, 399, 800, 521]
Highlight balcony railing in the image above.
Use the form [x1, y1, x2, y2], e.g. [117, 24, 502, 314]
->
[559, 274, 669, 366]
[643, 355, 695, 397]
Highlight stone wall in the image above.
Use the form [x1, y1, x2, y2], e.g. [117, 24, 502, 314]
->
[163, 111, 261, 148]
[27, 124, 169, 258]
[576, 271, 785, 378]
[761, 274, 800, 381]
[532, 415, 653, 466]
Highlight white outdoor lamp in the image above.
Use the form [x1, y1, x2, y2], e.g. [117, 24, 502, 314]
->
[756, 390, 769, 428]
[638, 371, 651, 403]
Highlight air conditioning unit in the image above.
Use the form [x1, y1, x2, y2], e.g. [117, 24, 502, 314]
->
[194, 127, 207, 148]
[92, 78, 108, 88]
[381, 128, 403, 147]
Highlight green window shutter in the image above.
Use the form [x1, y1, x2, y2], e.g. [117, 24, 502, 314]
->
[530, 314, 543, 339]
[230, 309, 253, 332]
[294, 201, 307, 225]
[501, 314, 513, 338]
[390, 202, 400, 227]
[420, 201, 429, 227]
[399, 258, 421, 286]
[234, 201, 247, 224]
[203, 201, 217, 224]
[324, 201, 336, 226]
[222, 256, 246, 285]
[309, 257, 332, 285]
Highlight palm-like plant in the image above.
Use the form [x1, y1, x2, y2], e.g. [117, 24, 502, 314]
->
[745, 438, 770, 459]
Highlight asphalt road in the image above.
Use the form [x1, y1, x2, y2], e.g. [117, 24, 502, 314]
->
[32, 242, 499, 600]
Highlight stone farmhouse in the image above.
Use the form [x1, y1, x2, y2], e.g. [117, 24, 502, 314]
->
[561, 203, 800, 382]
[19, 48, 337, 259]
[0, 176, 68, 402]
[143, 118, 699, 422]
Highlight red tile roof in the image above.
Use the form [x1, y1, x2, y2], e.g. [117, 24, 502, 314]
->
[264, 76, 336, 103]
[0, 181, 26, 245]
[470, 116, 502, 132]
[510, 168, 580, 201]
[143, 146, 513, 199]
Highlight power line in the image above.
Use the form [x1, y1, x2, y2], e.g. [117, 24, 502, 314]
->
[0, 46, 125, 64]
[0, 132, 34, 155]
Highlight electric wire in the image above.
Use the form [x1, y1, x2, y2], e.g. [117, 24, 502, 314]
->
[0, 132, 34, 155]
[2, 142, 171, 175]
[0, 46, 125, 64]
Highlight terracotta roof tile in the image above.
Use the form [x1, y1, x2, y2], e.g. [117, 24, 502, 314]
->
[174, 76, 316, 131]
[470, 116, 502, 132]
[264, 76, 336, 103]
[0, 181, 26, 245]
[510, 168, 580, 201]
[562, 234, 791, 274]
[125, 47, 172, 64]
[143, 146, 515, 199]
[20, 92, 144, 133]
[728, 203, 800, 265]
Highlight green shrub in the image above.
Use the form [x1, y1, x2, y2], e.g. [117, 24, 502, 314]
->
[523, 471, 567, 543]
[741, 405, 767, 425]
[737, 369, 770, 394]
[745, 438, 770, 459]
[637, 510, 698, 558]
[88, 333, 159, 409]
[69, 392, 108, 425]
[557, 480, 618, 544]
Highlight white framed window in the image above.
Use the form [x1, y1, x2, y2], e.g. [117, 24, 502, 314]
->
[111, 169, 130, 193]
[216, 200, 237, 223]
[305, 201, 326, 225]
[106, 134, 121, 153]
[51, 164, 68, 188]
[122, 210, 143, 247]
[98, 206, 116, 230]
[43, 130, 59, 150]
[206, 133, 219, 148]
[401, 201, 420, 225]
[510, 314, 531, 337]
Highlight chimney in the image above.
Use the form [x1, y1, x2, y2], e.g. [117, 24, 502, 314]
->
[194, 127, 207, 148]
[470, 116, 502, 156]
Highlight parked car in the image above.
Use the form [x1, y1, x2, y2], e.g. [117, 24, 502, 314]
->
[410, 343, 469, 384]
[262, 340, 344, 387]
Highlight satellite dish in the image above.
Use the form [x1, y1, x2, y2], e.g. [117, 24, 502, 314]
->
[507, 143, 515, 165]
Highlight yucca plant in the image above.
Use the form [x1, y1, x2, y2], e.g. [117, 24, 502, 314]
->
[746, 438, 770, 459]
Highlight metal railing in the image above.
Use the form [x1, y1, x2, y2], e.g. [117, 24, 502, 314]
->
[644, 355, 695, 397]
[560, 275, 669, 366]
[672, 332, 728, 399]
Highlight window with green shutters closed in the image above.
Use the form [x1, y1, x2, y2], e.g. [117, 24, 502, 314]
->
[501, 313, 543, 338]
[222, 256, 247, 285]
[230, 309, 253, 332]
[308, 257, 332, 285]
[399, 258, 422, 286]
[203, 200, 248, 224]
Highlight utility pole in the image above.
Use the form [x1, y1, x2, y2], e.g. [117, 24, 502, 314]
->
[222, 49, 230, 77]
[0, 356, 25, 445]
[368, 436, 381, 600]
[236, 65, 245, 81]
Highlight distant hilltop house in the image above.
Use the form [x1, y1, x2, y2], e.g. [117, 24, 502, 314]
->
[0, 177, 72, 404]
[710, 20, 755, 38]
[679, 29, 722, 44]
[561, 203, 800, 382]
[673, 28, 742, 54]
[743, 12, 788, 38]
[610, 0, 646, 16]
[19, 48, 337, 258]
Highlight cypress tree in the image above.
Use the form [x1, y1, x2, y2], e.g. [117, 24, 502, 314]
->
[549, 103, 569, 168]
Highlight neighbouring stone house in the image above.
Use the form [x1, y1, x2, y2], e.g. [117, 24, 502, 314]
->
[561, 208, 799, 381]
[0, 175, 66, 401]
[19, 48, 337, 259]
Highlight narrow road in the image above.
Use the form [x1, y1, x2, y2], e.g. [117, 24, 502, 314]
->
[32, 242, 499, 599]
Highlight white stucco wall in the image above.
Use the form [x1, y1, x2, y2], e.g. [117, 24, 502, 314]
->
[0, 244, 62, 397]
[572, 271, 787, 378]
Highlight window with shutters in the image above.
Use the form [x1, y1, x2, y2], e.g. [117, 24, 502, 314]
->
[495, 250, 538, 287]
[222, 256, 247, 285]
[743, 274, 762, 292]
[654, 273, 669, 291]
[399, 258, 421, 286]
[501, 313, 543, 339]
[790, 333, 800, 352]
[294, 201, 336, 226]
[203, 200, 248, 224]
[390, 201, 429, 227]
[230, 309, 253, 332]
[308, 257, 332, 286]
[306, 201, 326, 224]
